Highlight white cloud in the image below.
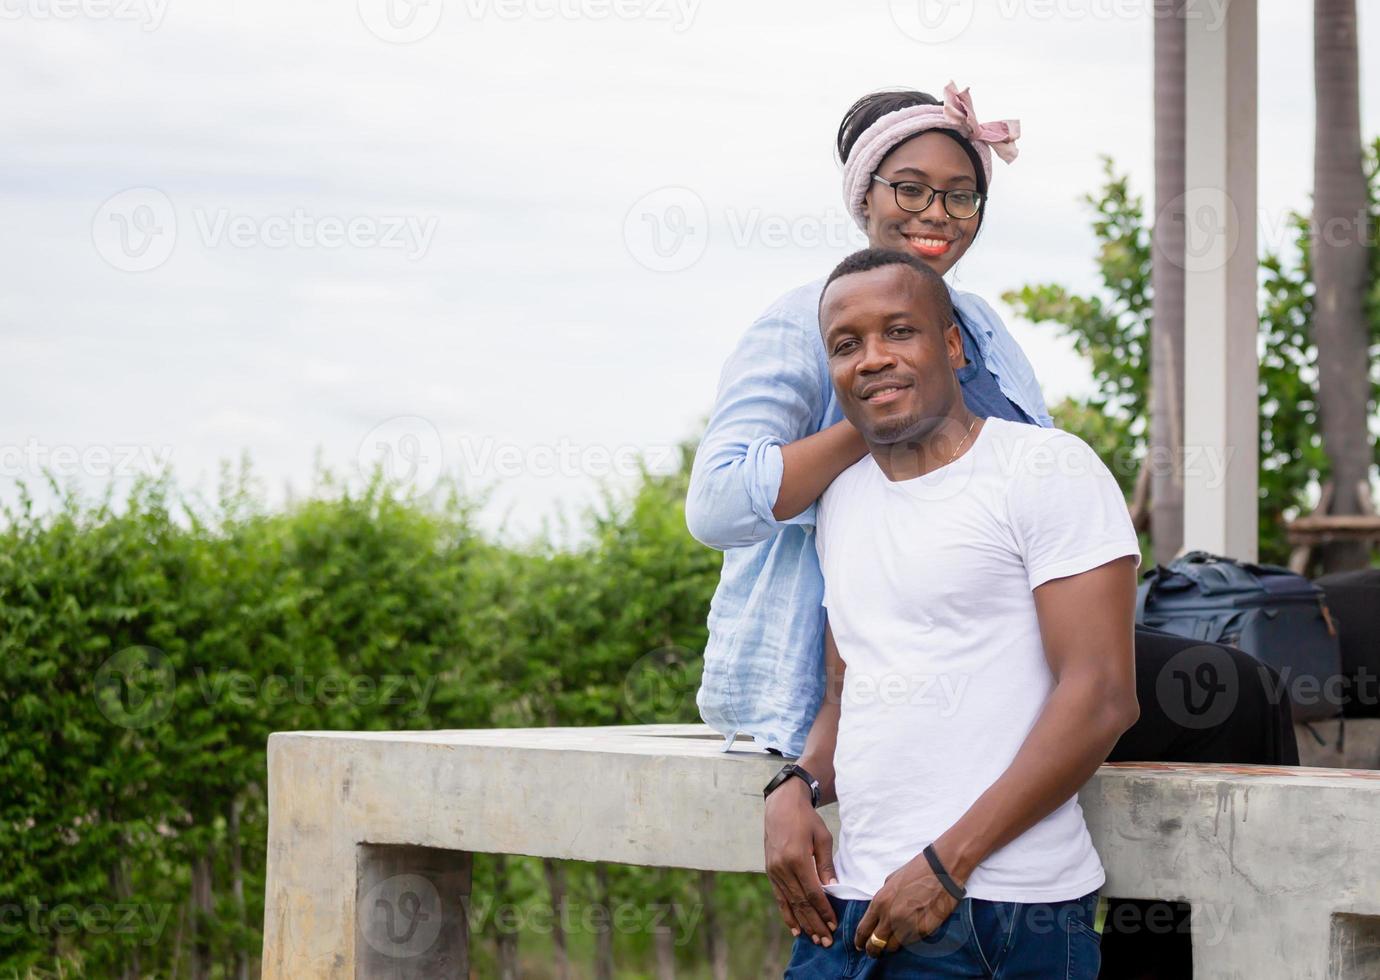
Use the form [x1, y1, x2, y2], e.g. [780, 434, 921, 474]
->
[191, 410, 288, 441]
[0, 0, 1375, 536]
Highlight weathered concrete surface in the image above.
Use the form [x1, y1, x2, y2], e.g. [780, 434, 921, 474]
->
[1077, 759, 1380, 978]
[1297, 718, 1380, 770]
[262, 724, 1380, 979]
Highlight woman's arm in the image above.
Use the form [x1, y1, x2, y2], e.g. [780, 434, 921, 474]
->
[774, 421, 868, 521]
[686, 305, 863, 549]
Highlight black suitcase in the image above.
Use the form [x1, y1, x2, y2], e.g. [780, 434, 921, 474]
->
[1315, 569, 1380, 719]
[1137, 552, 1344, 723]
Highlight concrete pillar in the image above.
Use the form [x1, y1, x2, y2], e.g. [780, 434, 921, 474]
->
[355, 844, 471, 979]
[1182, 0, 1259, 561]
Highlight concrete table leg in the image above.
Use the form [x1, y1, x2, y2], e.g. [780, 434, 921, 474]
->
[355, 844, 472, 980]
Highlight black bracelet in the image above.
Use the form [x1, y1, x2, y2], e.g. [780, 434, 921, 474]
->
[923, 844, 967, 901]
[762, 763, 821, 809]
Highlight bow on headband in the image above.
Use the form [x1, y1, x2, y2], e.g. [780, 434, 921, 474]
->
[940, 82, 1020, 166]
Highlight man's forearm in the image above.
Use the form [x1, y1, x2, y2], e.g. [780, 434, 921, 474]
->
[933, 675, 1137, 884]
[793, 693, 841, 806]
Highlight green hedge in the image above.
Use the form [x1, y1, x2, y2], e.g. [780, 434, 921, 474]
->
[0, 454, 786, 979]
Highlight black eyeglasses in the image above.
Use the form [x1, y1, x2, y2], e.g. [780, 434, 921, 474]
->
[871, 175, 985, 220]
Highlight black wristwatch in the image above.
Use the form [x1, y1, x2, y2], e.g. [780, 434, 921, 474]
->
[762, 763, 820, 808]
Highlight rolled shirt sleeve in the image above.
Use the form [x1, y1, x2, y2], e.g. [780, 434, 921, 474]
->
[685, 301, 827, 550]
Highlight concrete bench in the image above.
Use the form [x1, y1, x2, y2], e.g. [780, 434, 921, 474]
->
[1297, 717, 1380, 770]
[261, 724, 1380, 979]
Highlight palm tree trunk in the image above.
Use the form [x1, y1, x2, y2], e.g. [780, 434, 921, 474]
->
[542, 858, 570, 980]
[229, 798, 249, 980]
[1151, 0, 1187, 562]
[108, 850, 139, 980]
[1313, 0, 1373, 571]
[498, 931, 521, 980]
[697, 871, 727, 980]
[654, 869, 677, 980]
[594, 863, 615, 980]
[191, 854, 214, 980]
[654, 928, 677, 980]
[170, 900, 187, 979]
[491, 855, 521, 980]
[758, 920, 787, 978]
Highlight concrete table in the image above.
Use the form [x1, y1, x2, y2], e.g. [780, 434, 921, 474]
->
[261, 724, 1380, 979]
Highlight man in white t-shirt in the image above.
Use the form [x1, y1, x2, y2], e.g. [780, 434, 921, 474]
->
[763, 248, 1141, 978]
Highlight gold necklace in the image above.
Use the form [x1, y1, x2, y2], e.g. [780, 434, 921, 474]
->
[945, 415, 980, 466]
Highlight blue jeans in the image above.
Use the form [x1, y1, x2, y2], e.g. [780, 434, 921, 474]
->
[783, 889, 1101, 979]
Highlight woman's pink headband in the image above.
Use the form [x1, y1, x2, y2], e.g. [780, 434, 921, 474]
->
[841, 81, 1021, 231]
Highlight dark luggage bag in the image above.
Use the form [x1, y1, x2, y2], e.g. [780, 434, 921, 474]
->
[1315, 568, 1380, 719]
[1136, 551, 1344, 723]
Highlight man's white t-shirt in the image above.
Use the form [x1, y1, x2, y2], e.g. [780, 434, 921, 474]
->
[815, 418, 1140, 903]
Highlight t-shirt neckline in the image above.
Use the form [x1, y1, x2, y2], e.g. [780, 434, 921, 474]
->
[870, 416, 994, 490]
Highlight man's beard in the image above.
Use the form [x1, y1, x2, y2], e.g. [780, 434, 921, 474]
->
[869, 409, 939, 446]
[866, 408, 976, 477]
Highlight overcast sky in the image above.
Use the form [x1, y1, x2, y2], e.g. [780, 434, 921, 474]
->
[2, 0, 1376, 541]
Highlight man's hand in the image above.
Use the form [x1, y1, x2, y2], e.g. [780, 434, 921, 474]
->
[763, 620, 846, 946]
[853, 854, 959, 956]
[764, 778, 839, 946]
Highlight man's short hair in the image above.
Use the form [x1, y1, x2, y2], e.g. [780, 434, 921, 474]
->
[819, 248, 955, 330]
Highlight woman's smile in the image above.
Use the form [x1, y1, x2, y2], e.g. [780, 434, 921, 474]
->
[901, 232, 956, 260]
